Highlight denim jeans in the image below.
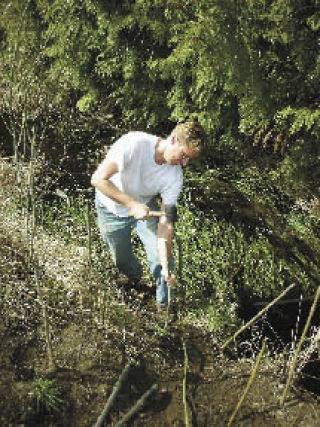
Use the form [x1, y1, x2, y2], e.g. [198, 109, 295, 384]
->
[95, 196, 174, 307]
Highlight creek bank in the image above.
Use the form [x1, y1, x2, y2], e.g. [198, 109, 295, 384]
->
[1, 159, 320, 425]
[1, 304, 320, 426]
[1, 226, 319, 425]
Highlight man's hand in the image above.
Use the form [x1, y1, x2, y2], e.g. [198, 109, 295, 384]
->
[162, 272, 176, 287]
[128, 202, 150, 219]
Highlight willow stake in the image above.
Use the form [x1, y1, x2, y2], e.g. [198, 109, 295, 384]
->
[35, 268, 56, 373]
[165, 285, 172, 328]
[85, 200, 92, 265]
[280, 286, 320, 407]
[221, 283, 296, 350]
[115, 383, 158, 427]
[228, 339, 267, 426]
[94, 361, 133, 427]
[182, 340, 191, 427]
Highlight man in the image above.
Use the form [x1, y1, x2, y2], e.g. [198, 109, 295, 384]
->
[91, 122, 205, 309]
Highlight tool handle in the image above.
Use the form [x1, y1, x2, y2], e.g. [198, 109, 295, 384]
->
[148, 211, 165, 217]
[129, 211, 165, 219]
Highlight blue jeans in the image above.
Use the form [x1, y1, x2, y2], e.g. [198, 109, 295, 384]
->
[95, 196, 174, 307]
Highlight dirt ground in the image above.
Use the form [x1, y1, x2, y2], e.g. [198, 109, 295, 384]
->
[1, 160, 320, 426]
[1, 229, 320, 426]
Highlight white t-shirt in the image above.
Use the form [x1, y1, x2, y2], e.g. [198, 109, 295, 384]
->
[96, 131, 183, 217]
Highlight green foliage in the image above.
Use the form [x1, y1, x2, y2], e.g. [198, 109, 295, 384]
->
[176, 202, 240, 332]
[1, 0, 320, 335]
[33, 377, 63, 413]
[2, 0, 320, 157]
[276, 107, 320, 135]
[174, 165, 320, 333]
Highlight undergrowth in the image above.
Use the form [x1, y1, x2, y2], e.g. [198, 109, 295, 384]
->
[2, 157, 320, 337]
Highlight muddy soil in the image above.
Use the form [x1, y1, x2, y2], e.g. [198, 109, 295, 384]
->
[1, 161, 320, 426]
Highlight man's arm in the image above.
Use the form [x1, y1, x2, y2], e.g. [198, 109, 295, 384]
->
[157, 204, 176, 286]
[91, 160, 150, 219]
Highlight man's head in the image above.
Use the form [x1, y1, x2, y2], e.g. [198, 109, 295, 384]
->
[163, 121, 206, 166]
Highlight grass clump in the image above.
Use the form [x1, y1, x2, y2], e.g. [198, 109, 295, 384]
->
[33, 377, 63, 414]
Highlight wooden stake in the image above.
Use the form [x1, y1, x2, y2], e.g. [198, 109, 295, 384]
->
[43, 303, 56, 373]
[85, 200, 92, 265]
[115, 383, 158, 427]
[182, 340, 191, 427]
[165, 285, 171, 329]
[94, 361, 133, 427]
[228, 339, 267, 426]
[35, 268, 56, 373]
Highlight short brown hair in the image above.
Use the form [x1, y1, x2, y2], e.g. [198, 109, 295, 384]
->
[171, 121, 206, 154]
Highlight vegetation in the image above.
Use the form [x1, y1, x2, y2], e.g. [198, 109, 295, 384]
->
[1, 0, 320, 332]
[33, 377, 63, 414]
[0, 1, 320, 424]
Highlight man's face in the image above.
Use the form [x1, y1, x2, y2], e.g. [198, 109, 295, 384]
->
[164, 136, 198, 166]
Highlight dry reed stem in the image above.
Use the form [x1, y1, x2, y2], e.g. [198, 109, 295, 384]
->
[279, 286, 320, 407]
[228, 339, 267, 426]
[221, 283, 297, 350]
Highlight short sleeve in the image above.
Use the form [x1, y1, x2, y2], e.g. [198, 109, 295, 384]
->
[105, 134, 134, 172]
[161, 168, 183, 206]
